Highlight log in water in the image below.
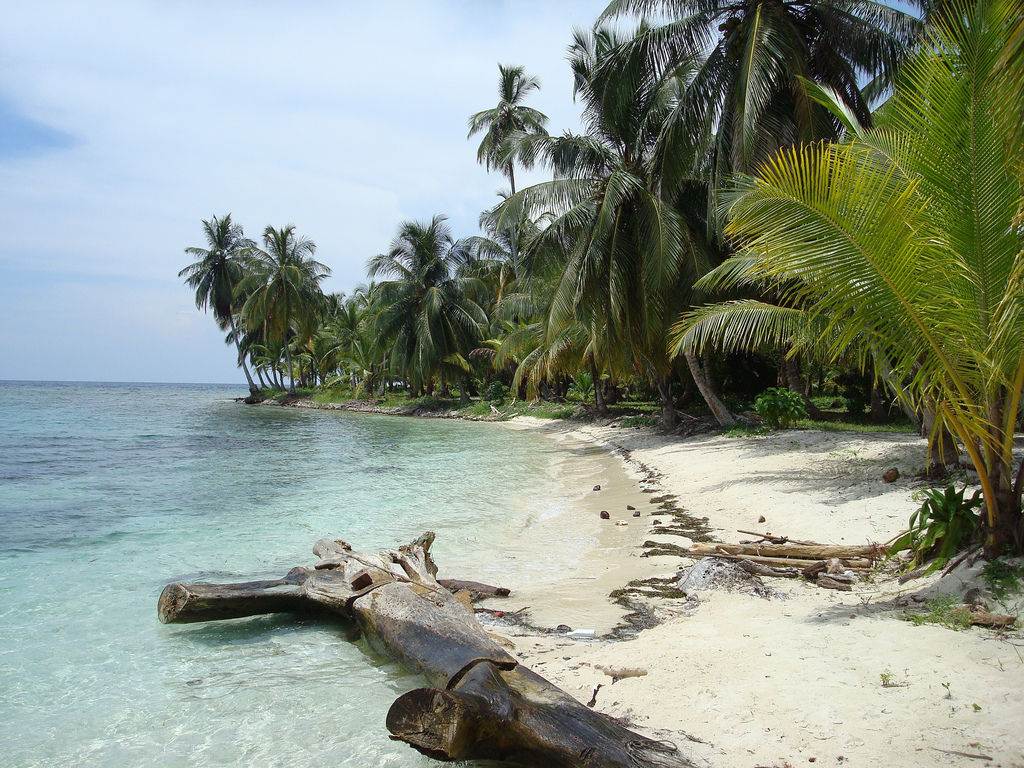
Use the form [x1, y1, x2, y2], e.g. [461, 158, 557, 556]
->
[158, 532, 694, 768]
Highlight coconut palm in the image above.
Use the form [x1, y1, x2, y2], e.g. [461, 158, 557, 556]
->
[494, 25, 729, 427]
[239, 225, 330, 394]
[468, 65, 548, 195]
[598, 0, 922, 234]
[179, 214, 259, 392]
[367, 216, 487, 397]
[720, 0, 1024, 555]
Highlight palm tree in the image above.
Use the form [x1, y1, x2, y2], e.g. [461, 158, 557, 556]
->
[719, 0, 1024, 555]
[179, 214, 259, 392]
[598, 0, 922, 234]
[468, 65, 549, 196]
[494, 26, 729, 427]
[239, 225, 330, 394]
[367, 216, 487, 399]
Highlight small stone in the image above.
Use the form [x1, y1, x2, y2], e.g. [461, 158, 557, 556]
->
[556, 624, 572, 632]
[626, 504, 635, 510]
[882, 467, 900, 483]
[632, 511, 641, 517]
[492, 611, 505, 618]
[615, 520, 628, 526]
[653, 519, 662, 525]
[593, 484, 602, 491]
[758, 515, 766, 523]
[600, 510, 610, 519]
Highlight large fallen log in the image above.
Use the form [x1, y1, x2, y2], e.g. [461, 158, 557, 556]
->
[687, 541, 885, 560]
[688, 551, 873, 571]
[158, 532, 693, 768]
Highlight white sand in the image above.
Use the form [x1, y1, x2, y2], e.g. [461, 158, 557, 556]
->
[496, 419, 1024, 768]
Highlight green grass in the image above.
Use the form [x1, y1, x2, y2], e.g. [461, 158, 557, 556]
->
[902, 596, 973, 630]
[723, 424, 771, 438]
[794, 418, 917, 434]
[619, 414, 657, 428]
[309, 387, 355, 404]
[983, 559, 1024, 601]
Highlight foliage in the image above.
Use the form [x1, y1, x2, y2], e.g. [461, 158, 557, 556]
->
[889, 485, 984, 572]
[485, 380, 509, 405]
[566, 371, 594, 404]
[599, 0, 920, 232]
[367, 215, 487, 392]
[982, 559, 1024, 601]
[721, 0, 1024, 555]
[754, 387, 805, 429]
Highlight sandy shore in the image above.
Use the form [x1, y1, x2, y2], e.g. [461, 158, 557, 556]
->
[493, 419, 1024, 768]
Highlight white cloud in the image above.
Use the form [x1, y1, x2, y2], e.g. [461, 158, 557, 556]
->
[0, 0, 606, 382]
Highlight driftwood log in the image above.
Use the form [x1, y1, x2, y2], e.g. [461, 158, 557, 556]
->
[687, 541, 885, 561]
[158, 532, 693, 768]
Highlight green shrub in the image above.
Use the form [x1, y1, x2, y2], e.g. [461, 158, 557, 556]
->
[567, 372, 594, 403]
[889, 485, 983, 572]
[753, 387, 806, 429]
[485, 381, 509, 405]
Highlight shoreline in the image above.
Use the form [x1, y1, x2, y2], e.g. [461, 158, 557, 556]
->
[243, 396, 1024, 766]
[500, 419, 1024, 768]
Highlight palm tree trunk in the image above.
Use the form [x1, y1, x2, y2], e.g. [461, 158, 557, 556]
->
[228, 314, 258, 393]
[684, 352, 736, 427]
[920, 403, 960, 475]
[869, 385, 886, 423]
[284, 341, 296, 394]
[657, 375, 678, 429]
[590, 359, 606, 415]
[459, 377, 469, 404]
[783, 354, 823, 420]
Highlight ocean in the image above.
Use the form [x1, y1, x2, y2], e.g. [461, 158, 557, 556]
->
[0, 381, 606, 767]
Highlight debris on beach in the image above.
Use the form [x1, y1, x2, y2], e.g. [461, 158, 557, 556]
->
[675, 557, 778, 599]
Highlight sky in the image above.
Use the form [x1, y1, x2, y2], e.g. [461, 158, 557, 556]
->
[0, 0, 608, 385]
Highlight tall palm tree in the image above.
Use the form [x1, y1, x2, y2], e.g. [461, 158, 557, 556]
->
[179, 214, 259, 392]
[598, 0, 922, 234]
[367, 216, 487, 398]
[240, 225, 330, 394]
[468, 65, 549, 196]
[495, 26, 729, 427]
[720, 0, 1024, 555]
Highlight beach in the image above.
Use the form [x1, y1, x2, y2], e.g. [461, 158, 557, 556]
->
[490, 418, 1024, 768]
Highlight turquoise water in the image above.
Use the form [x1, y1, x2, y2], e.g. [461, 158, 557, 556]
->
[0, 382, 581, 767]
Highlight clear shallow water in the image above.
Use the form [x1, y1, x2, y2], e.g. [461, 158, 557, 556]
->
[0, 382, 586, 767]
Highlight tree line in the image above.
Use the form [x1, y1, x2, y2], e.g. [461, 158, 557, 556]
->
[181, 0, 1024, 556]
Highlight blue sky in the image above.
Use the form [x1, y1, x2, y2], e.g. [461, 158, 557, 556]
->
[0, 0, 605, 384]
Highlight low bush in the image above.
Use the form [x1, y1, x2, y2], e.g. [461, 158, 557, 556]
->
[754, 387, 806, 429]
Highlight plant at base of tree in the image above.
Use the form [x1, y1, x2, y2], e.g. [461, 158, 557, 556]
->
[754, 387, 805, 429]
[889, 485, 984, 573]
[566, 371, 594, 404]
